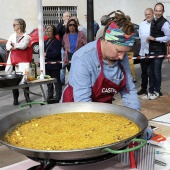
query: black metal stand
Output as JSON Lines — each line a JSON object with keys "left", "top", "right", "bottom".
{"left": 28, "top": 161, "right": 56, "bottom": 170}
{"left": 27, "top": 153, "right": 116, "bottom": 170}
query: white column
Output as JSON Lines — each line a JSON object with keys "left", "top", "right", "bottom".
{"left": 37, "top": 0, "right": 47, "bottom": 101}
{"left": 37, "top": 0, "right": 45, "bottom": 75}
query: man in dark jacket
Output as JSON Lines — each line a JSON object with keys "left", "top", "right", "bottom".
{"left": 56, "top": 11, "right": 71, "bottom": 86}
{"left": 56, "top": 11, "right": 71, "bottom": 42}
{"left": 142, "top": 3, "right": 170, "bottom": 100}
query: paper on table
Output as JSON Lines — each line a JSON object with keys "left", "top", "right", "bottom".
{"left": 159, "top": 137, "right": 170, "bottom": 150}
{"left": 151, "top": 113, "right": 170, "bottom": 125}
{"left": 149, "top": 137, "right": 170, "bottom": 150}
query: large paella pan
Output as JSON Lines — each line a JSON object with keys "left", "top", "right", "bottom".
{"left": 0, "top": 102, "right": 148, "bottom": 161}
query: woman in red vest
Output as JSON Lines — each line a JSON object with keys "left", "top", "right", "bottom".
{"left": 61, "top": 10, "right": 140, "bottom": 111}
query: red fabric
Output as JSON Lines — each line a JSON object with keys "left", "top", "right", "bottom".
{"left": 62, "top": 39, "right": 126, "bottom": 103}
{"left": 91, "top": 40, "right": 126, "bottom": 103}
{"left": 129, "top": 142, "right": 136, "bottom": 169}
{"left": 62, "top": 85, "right": 74, "bottom": 102}
{"left": 10, "top": 47, "right": 33, "bottom": 65}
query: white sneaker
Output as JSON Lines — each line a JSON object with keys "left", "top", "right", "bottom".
{"left": 141, "top": 92, "right": 159, "bottom": 100}
{"left": 141, "top": 93, "right": 152, "bottom": 100}
{"left": 149, "top": 91, "right": 159, "bottom": 100}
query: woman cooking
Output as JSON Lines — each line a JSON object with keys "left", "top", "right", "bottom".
{"left": 61, "top": 10, "right": 140, "bottom": 111}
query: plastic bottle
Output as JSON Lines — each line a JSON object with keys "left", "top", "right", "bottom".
{"left": 40, "top": 70, "right": 44, "bottom": 80}
{"left": 23, "top": 69, "right": 28, "bottom": 84}
{"left": 30, "top": 59, "right": 37, "bottom": 79}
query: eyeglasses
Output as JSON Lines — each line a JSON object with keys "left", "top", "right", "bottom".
{"left": 68, "top": 24, "right": 76, "bottom": 27}
{"left": 46, "top": 31, "right": 52, "bottom": 33}
{"left": 13, "top": 24, "right": 20, "bottom": 27}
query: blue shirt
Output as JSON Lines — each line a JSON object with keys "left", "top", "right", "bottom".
{"left": 63, "top": 40, "right": 140, "bottom": 111}
{"left": 69, "top": 34, "right": 78, "bottom": 53}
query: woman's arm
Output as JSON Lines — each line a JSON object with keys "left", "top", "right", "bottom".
{"left": 120, "top": 54, "right": 141, "bottom": 110}
{"left": 81, "top": 32, "right": 87, "bottom": 46}
{"left": 76, "top": 32, "right": 87, "bottom": 51}
{"left": 69, "top": 56, "right": 92, "bottom": 102}
{"left": 14, "top": 34, "right": 30, "bottom": 50}
{"left": 6, "top": 34, "right": 14, "bottom": 51}
{"left": 62, "top": 34, "right": 70, "bottom": 61}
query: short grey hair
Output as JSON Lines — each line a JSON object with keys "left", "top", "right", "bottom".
{"left": 63, "top": 11, "right": 71, "bottom": 17}
{"left": 100, "top": 15, "right": 110, "bottom": 26}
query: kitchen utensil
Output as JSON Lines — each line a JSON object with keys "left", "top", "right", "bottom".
{"left": 0, "top": 72, "right": 23, "bottom": 88}
{"left": 0, "top": 102, "right": 148, "bottom": 161}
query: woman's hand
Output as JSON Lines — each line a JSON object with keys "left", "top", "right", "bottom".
{"left": 11, "top": 47, "right": 16, "bottom": 50}
{"left": 63, "top": 19, "right": 68, "bottom": 26}
{"left": 11, "top": 42, "right": 15, "bottom": 47}
{"left": 10, "top": 42, "right": 16, "bottom": 50}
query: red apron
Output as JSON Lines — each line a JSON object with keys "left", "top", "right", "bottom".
{"left": 62, "top": 39, "right": 127, "bottom": 103}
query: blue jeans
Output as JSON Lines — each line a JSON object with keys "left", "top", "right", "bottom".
{"left": 60, "top": 48, "right": 65, "bottom": 84}
{"left": 147, "top": 58, "right": 164, "bottom": 93}
{"left": 60, "top": 67, "right": 66, "bottom": 84}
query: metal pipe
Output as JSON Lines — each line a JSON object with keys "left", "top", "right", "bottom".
{"left": 87, "top": 0, "right": 94, "bottom": 42}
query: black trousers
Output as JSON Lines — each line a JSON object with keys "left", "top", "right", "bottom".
{"left": 12, "top": 87, "right": 30, "bottom": 101}
{"left": 46, "top": 69, "right": 62, "bottom": 101}
{"left": 12, "top": 66, "right": 30, "bottom": 102}
{"left": 140, "top": 59, "right": 149, "bottom": 90}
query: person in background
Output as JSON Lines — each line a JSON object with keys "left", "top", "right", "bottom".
{"left": 5, "top": 18, "right": 31, "bottom": 105}
{"left": 84, "top": 14, "right": 100, "bottom": 39}
{"left": 62, "top": 18, "right": 87, "bottom": 71}
{"left": 70, "top": 16, "right": 87, "bottom": 37}
{"left": 94, "top": 20, "right": 100, "bottom": 38}
{"left": 56, "top": 11, "right": 71, "bottom": 86}
{"left": 167, "top": 42, "right": 170, "bottom": 62}
{"left": 56, "top": 11, "right": 71, "bottom": 42}
{"left": 44, "top": 25, "right": 62, "bottom": 103}
{"left": 137, "top": 8, "right": 154, "bottom": 95}
{"left": 61, "top": 10, "right": 140, "bottom": 111}
{"left": 142, "top": 3, "right": 170, "bottom": 100}
{"left": 125, "top": 15, "right": 137, "bottom": 83}
{"left": 127, "top": 51, "right": 137, "bottom": 82}
{"left": 96, "top": 15, "right": 110, "bottom": 39}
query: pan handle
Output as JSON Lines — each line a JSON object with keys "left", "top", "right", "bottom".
{"left": 103, "top": 138, "right": 147, "bottom": 154}
{"left": 19, "top": 101, "right": 47, "bottom": 110}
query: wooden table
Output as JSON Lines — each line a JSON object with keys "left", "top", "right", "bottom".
{"left": 0, "top": 78, "right": 57, "bottom": 102}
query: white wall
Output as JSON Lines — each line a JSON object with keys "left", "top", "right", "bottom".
{"left": 0, "top": 1, "right": 38, "bottom": 39}
{"left": 2, "top": 0, "right": 170, "bottom": 39}
{"left": 93, "top": 0, "right": 156, "bottom": 25}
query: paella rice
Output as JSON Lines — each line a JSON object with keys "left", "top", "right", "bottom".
{"left": 5, "top": 112, "right": 140, "bottom": 150}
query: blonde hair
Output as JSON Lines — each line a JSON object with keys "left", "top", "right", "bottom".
{"left": 14, "top": 18, "right": 26, "bottom": 33}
